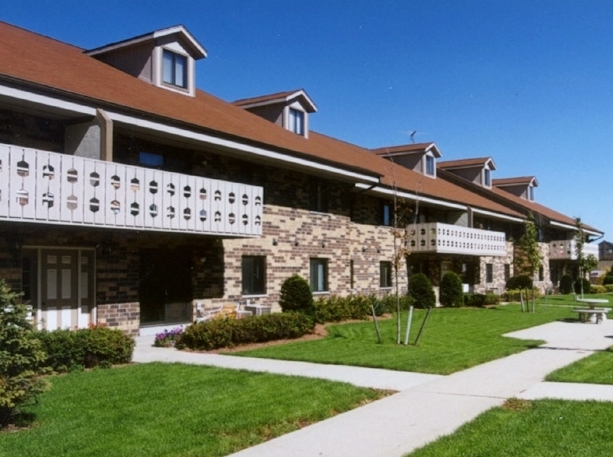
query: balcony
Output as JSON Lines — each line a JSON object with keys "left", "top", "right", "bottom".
{"left": 549, "top": 240, "right": 599, "bottom": 260}
{"left": 0, "top": 143, "right": 263, "bottom": 237}
{"left": 406, "top": 222, "right": 507, "bottom": 256}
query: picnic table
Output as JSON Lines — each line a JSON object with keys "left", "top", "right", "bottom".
{"left": 574, "top": 298, "right": 610, "bottom": 324}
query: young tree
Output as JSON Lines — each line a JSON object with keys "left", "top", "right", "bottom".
{"left": 516, "top": 212, "right": 542, "bottom": 311}
{"left": 574, "top": 217, "right": 596, "bottom": 298}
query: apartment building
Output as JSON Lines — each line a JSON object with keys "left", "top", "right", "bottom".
{"left": 0, "top": 22, "right": 602, "bottom": 335}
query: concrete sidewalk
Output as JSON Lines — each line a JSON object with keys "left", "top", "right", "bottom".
{"left": 133, "top": 320, "right": 613, "bottom": 457}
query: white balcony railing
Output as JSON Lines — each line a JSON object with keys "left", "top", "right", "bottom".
{"left": 406, "top": 222, "right": 507, "bottom": 256}
{"left": 0, "top": 143, "right": 263, "bottom": 237}
{"left": 549, "top": 240, "right": 599, "bottom": 260}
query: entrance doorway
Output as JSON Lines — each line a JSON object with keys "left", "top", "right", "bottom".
{"left": 139, "top": 249, "right": 193, "bottom": 325}
{"left": 23, "top": 248, "right": 95, "bottom": 330}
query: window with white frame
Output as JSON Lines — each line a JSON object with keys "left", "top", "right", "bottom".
{"left": 310, "top": 258, "right": 329, "bottom": 292}
{"left": 162, "top": 49, "right": 188, "bottom": 88}
{"left": 484, "top": 168, "right": 491, "bottom": 187}
{"left": 425, "top": 155, "right": 435, "bottom": 176}
{"left": 528, "top": 185, "right": 535, "bottom": 201}
{"left": 242, "top": 256, "right": 266, "bottom": 295}
{"left": 288, "top": 108, "right": 305, "bottom": 135}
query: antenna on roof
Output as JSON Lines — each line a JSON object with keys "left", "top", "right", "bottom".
{"left": 410, "top": 130, "right": 417, "bottom": 144}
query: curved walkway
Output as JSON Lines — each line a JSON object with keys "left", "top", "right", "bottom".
{"left": 133, "top": 320, "right": 613, "bottom": 457}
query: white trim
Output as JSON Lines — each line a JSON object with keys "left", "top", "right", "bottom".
{"left": 471, "top": 208, "right": 524, "bottom": 223}
{"left": 107, "top": 111, "right": 379, "bottom": 183}
{"left": 87, "top": 25, "right": 207, "bottom": 59}
{"left": 550, "top": 220, "right": 602, "bottom": 237}
{"left": 355, "top": 183, "right": 467, "bottom": 210}
{"left": 0, "top": 84, "right": 96, "bottom": 116}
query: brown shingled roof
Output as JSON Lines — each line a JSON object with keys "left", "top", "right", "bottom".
{"left": 438, "top": 157, "right": 496, "bottom": 170}
{"left": 0, "top": 21, "right": 569, "bottom": 225}
{"left": 493, "top": 176, "right": 539, "bottom": 187}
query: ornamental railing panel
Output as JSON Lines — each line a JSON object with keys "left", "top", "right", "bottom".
{"left": 549, "top": 240, "right": 599, "bottom": 260}
{"left": 406, "top": 222, "right": 507, "bottom": 256}
{"left": 0, "top": 143, "right": 263, "bottom": 237}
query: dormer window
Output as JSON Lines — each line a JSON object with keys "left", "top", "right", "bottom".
{"left": 233, "top": 90, "right": 316, "bottom": 137}
{"left": 528, "top": 185, "right": 535, "bottom": 201}
{"left": 425, "top": 155, "right": 435, "bottom": 176}
{"left": 371, "top": 143, "right": 442, "bottom": 179}
{"left": 86, "top": 25, "right": 206, "bottom": 97}
{"left": 162, "top": 49, "right": 187, "bottom": 88}
{"left": 484, "top": 168, "right": 491, "bottom": 187}
{"left": 289, "top": 108, "right": 305, "bottom": 135}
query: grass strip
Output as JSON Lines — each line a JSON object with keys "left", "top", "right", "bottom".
{"left": 407, "top": 399, "right": 613, "bottom": 457}
{"left": 547, "top": 348, "right": 613, "bottom": 384}
{"left": 234, "top": 304, "right": 575, "bottom": 374}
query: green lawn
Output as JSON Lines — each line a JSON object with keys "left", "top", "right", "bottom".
{"left": 407, "top": 399, "right": 613, "bottom": 457}
{"left": 547, "top": 349, "right": 613, "bottom": 384}
{"left": 1, "top": 363, "right": 386, "bottom": 457}
{"left": 233, "top": 304, "right": 575, "bottom": 374}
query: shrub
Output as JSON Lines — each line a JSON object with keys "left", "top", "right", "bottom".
{"left": 36, "top": 326, "right": 134, "bottom": 372}
{"left": 591, "top": 285, "right": 606, "bottom": 294}
{"left": 506, "top": 275, "right": 533, "bottom": 290}
{"left": 484, "top": 293, "right": 501, "bottom": 306}
{"left": 0, "top": 280, "right": 49, "bottom": 426}
{"left": 464, "top": 293, "right": 486, "bottom": 307}
{"left": 377, "top": 293, "right": 414, "bottom": 314}
{"left": 605, "top": 284, "right": 613, "bottom": 293}
{"left": 574, "top": 278, "right": 591, "bottom": 295}
{"left": 440, "top": 272, "right": 464, "bottom": 307}
{"left": 312, "top": 293, "right": 411, "bottom": 323}
{"left": 559, "top": 275, "right": 573, "bottom": 294}
{"left": 176, "top": 313, "right": 314, "bottom": 351}
{"left": 603, "top": 275, "right": 613, "bottom": 286}
{"left": 279, "top": 275, "right": 314, "bottom": 317}
{"left": 408, "top": 273, "right": 436, "bottom": 309}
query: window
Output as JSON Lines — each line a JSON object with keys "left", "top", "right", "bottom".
{"left": 382, "top": 202, "right": 394, "bottom": 226}
{"left": 380, "top": 261, "right": 392, "bottom": 288}
{"left": 350, "top": 260, "right": 355, "bottom": 290}
{"left": 241, "top": 256, "right": 266, "bottom": 295}
{"left": 425, "top": 155, "right": 435, "bottom": 176}
{"left": 309, "top": 181, "right": 330, "bottom": 213}
{"left": 289, "top": 108, "right": 305, "bottom": 135}
{"left": 486, "top": 263, "right": 493, "bottom": 283}
{"left": 528, "top": 186, "right": 535, "bottom": 201}
{"left": 484, "top": 168, "right": 491, "bottom": 187}
{"left": 538, "top": 265, "right": 544, "bottom": 281}
{"left": 504, "top": 264, "right": 511, "bottom": 282}
{"left": 310, "top": 258, "right": 329, "bottom": 292}
{"left": 162, "top": 49, "right": 187, "bottom": 88}
{"left": 139, "top": 152, "right": 164, "bottom": 168}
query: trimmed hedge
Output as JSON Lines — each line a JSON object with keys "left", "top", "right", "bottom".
{"left": 559, "top": 275, "right": 573, "bottom": 294}
{"left": 464, "top": 293, "right": 500, "bottom": 307}
{"left": 313, "top": 293, "right": 413, "bottom": 323}
{"left": 36, "top": 326, "right": 135, "bottom": 372}
{"left": 574, "top": 278, "right": 591, "bottom": 295}
{"left": 440, "top": 272, "right": 464, "bottom": 307}
{"left": 408, "top": 273, "right": 436, "bottom": 309}
{"left": 176, "top": 312, "right": 315, "bottom": 351}
{"left": 279, "top": 275, "right": 314, "bottom": 317}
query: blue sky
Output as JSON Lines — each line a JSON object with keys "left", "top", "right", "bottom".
{"left": 3, "top": 1, "right": 612, "bottom": 239}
